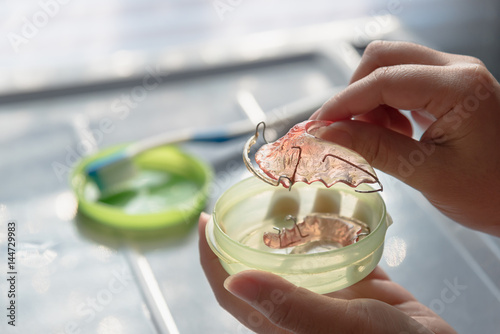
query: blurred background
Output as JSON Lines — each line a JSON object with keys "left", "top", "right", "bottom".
{"left": 1, "top": 0, "right": 500, "bottom": 333}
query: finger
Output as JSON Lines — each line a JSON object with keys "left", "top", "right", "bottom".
{"left": 316, "top": 65, "right": 479, "bottom": 121}
{"left": 395, "top": 301, "right": 459, "bottom": 334}
{"left": 310, "top": 41, "right": 484, "bottom": 121}
{"left": 224, "top": 270, "right": 356, "bottom": 334}
{"left": 199, "top": 213, "right": 229, "bottom": 290}
{"left": 198, "top": 213, "right": 283, "bottom": 333}
{"left": 224, "top": 270, "right": 431, "bottom": 334}
{"left": 326, "top": 266, "right": 415, "bottom": 304}
{"left": 351, "top": 40, "right": 483, "bottom": 85}
{"left": 364, "top": 266, "right": 391, "bottom": 281}
{"left": 350, "top": 40, "right": 452, "bottom": 84}
{"left": 353, "top": 105, "right": 413, "bottom": 137}
{"left": 328, "top": 275, "right": 417, "bottom": 306}
{"left": 313, "top": 120, "right": 443, "bottom": 191}
{"left": 315, "top": 64, "right": 467, "bottom": 122}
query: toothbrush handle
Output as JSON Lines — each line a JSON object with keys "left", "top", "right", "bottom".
{"left": 191, "top": 120, "right": 251, "bottom": 143}
{"left": 191, "top": 130, "right": 245, "bottom": 143}
{"left": 128, "top": 120, "right": 252, "bottom": 156}
{"left": 128, "top": 90, "right": 333, "bottom": 157}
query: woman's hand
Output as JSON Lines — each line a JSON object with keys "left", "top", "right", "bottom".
{"left": 311, "top": 41, "right": 500, "bottom": 236}
{"left": 199, "top": 213, "right": 456, "bottom": 334}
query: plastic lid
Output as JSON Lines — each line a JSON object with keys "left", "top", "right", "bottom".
{"left": 71, "top": 144, "right": 211, "bottom": 230}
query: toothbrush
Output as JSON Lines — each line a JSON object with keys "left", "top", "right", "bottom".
{"left": 86, "top": 120, "right": 253, "bottom": 194}
{"left": 85, "top": 90, "right": 335, "bottom": 195}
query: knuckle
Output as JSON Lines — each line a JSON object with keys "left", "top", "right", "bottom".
{"left": 461, "top": 55, "right": 486, "bottom": 67}
{"left": 363, "top": 40, "right": 416, "bottom": 64}
{"left": 472, "top": 64, "right": 494, "bottom": 85}
{"left": 459, "top": 63, "right": 489, "bottom": 82}
{"left": 362, "top": 40, "right": 389, "bottom": 65}
{"left": 456, "top": 63, "right": 497, "bottom": 95}
{"left": 370, "top": 65, "right": 396, "bottom": 85}
{"left": 363, "top": 40, "right": 387, "bottom": 57}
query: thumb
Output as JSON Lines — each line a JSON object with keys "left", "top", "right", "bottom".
{"left": 224, "top": 270, "right": 357, "bottom": 334}
{"left": 224, "top": 270, "right": 434, "bottom": 334}
{"left": 313, "top": 120, "right": 442, "bottom": 191}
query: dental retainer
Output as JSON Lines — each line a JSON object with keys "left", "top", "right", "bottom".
{"left": 206, "top": 120, "right": 391, "bottom": 293}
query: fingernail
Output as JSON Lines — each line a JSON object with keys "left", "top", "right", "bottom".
{"left": 224, "top": 274, "right": 259, "bottom": 303}
{"left": 314, "top": 121, "right": 353, "bottom": 149}
{"left": 199, "top": 212, "right": 210, "bottom": 221}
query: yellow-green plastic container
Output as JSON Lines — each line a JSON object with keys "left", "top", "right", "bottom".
{"left": 206, "top": 176, "right": 392, "bottom": 294}
{"left": 72, "top": 145, "right": 211, "bottom": 230}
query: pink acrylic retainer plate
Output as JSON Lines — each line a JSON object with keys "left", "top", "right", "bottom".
{"left": 243, "top": 120, "right": 382, "bottom": 193}
{"left": 263, "top": 213, "right": 370, "bottom": 252}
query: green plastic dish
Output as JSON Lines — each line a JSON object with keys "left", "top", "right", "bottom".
{"left": 206, "top": 176, "right": 392, "bottom": 294}
{"left": 71, "top": 145, "right": 211, "bottom": 230}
